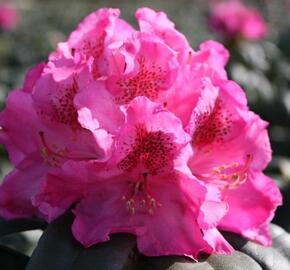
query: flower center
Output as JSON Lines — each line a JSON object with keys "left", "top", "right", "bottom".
{"left": 39, "top": 131, "right": 96, "bottom": 166}
{"left": 114, "top": 57, "right": 167, "bottom": 104}
{"left": 192, "top": 99, "right": 233, "bottom": 148}
{"left": 122, "top": 173, "right": 162, "bottom": 215}
{"left": 118, "top": 125, "right": 175, "bottom": 175}
{"left": 39, "top": 131, "right": 68, "bottom": 167}
{"left": 198, "top": 154, "right": 252, "bottom": 189}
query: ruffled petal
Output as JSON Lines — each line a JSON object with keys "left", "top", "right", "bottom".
{"left": 0, "top": 90, "right": 41, "bottom": 165}
{"left": 72, "top": 173, "right": 214, "bottom": 259}
{"left": 0, "top": 153, "right": 48, "bottom": 219}
{"left": 218, "top": 173, "right": 282, "bottom": 245}
{"left": 135, "top": 7, "right": 191, "bottom": 64}
{"left": 33, "top": 161, "right": 92, "bottom": 222}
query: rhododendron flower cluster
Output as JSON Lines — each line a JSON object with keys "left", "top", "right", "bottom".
{"left": 0, "top": 8, "right": 281, "bottom": 259}
{"left": 0, "top": 3, "right": 19, "bottom": 31}
{"left": 208, "top": 0, "right": 267, "bottom": 40}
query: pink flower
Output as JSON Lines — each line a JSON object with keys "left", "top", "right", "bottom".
{"left": 0, "top": 3, "right": 19, "bottom": 31}
{"left": 187, "top": 76, "right": 282, "bottom": 245}
{"left": 209, "top": 1, "right": 267, "bottom": 40}
{"left": 165, "top": 40, "right": 230, "bottom": 125}
{"left": 0, "top": 7, "right": 282, "bottom": 259}
{"left": 51, "top": 8, "right": 134, "bottom": 80}
{"left": 0, "top": 61, "right": 112, "bottom": 219}
{"left": 135, "top": 7, "right": 191, "bottom": 64}
{"left": 35, "top": 97, "right": 232, "bottom": 258}
{"left": 106, "top": 32, "right": 179, "bottom": 105}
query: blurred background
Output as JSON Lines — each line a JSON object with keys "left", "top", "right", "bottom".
{"left": 0, "top": 0, "right": 290, "bottom": 255}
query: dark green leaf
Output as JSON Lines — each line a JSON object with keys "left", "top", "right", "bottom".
{"left": 26, "top": 212, "right": 137, "bottom": 270}
{"left": 26, "top": 212, "right": 82, "bottom": 270}
{"left": 139, "top": 256, "right": 214, "bottom": 270}
{"left": 207, "top": 251, "right": 263, "bottom": 270}
{"left": 70, "top": 234, "right": 137, "bottom": 270}
{"left": 0, "top": 217, "right": 46, "bottom": 237}
{"left": 271, "top": 224, "right": 290, "bottom": 261}
{"left": 223, "top": 231, "right": 290, "bottom": 270}
{"left": 0, "top": 244, "right": 29, "bottom": 270}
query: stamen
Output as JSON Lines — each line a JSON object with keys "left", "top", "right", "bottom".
{"left": 122, "top": 173, "right": 161, "bottom": 216}
{"left": 210, "top": 154, "right": 253, "bottom": 189}
{"left": 39, "top": 131, "right": 97, "bottom": 163}
{"left": 39, "top": 132, "right": 66, "bottom": 158}
{"left": 187, "top": 51, "right": 193, "bottom": 65}
{"left": 39, "top": 131, "right": 64, "bottom": 167}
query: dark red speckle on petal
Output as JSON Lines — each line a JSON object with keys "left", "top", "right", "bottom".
{"left": 114, "top": 57, "right": 167, "bottom": 104}
{"left": 192, "top": 99, "right": 233, "bottom": 148}
{"left": 119, "top": 125, "right": 175, "bottom": 175}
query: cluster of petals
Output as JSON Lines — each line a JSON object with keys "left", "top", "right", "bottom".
{"left": 208, "top": 0, "right": 267, "bottom": 40}
{"left": 0, "top": 7, "right": 281, "bottom": 259}
{"left": 0, "top": 3, "right": 19, "bottom": 31}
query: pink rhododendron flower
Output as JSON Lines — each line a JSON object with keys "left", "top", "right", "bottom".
{"left": 0, "top": 62, "right": 111, "bottom": 219}
{"left": 186, "top": 76, "right": 282, "bottom": 245}
{"left": 208, "top": 0, "right": 267, "bottom": 40}
{"left": 0, "top": 3, "right": 19, "bottom": 31}
{"left": 35, "top": 97, "right": 232, "bottom": 258}
{"left": 0, "top": 7, "right": 281, "bottom": 259}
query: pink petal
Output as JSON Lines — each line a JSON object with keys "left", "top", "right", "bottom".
{"left": 33, "top": 161, "right": 95, "bottom": 222}
{"left": 32, "top": 69, "right": 111, "bottom": 161}
{"left": 0, "top": 154, "right": 48, "bottom": 219}
{"left": 202, "top": 228, "right": 233, "bottom": 255}
{"left": 106, "top": 34, "right": 179, "bottom": 105}
{"left": 209, "top": 1, "right": 267, "bottom": 40}
{"left": 191, "top": 40, "right": 229, "bottom": 79}
{"left": 75, "top": 80, "right": 124, "bottom": 135}
{"left": 72, "top": 173, "right": 213, "bottom": 259}
{"left": 135, "top": 8, "right": 191, "bottom": 64}
{"left": 219, "top": 173, "right": 282, "bottom": 245}
{"left": 23, "top": 62, "right": 46, "bottom": 93}
{"left": 0, "top": 90, "right": 41, "bottom": 165}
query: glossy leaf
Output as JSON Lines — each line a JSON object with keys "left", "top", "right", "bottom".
{"left": 0, "top": 244, "right": 29, "bottom": 270}
{"left": 26, "top": 212, "right": 137, "bottom": 270}
{"left": 0, "top": 217, "right": 46, "bottom": 237}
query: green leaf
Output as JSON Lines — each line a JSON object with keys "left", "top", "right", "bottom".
{"left": 26, "top": 212, "right": 137, "bottom": 270}
{"left": 139, "top": 255, "right": 214, "bottom": 270}
{"left": 222, "top": 231, "right": 290, "bottom": 270}
{"left": 0, "top": 244, "right": 29, "bottom": 270}
{"left": 207, "top": 251, "right": 263, "bottom": 270}
{"left": 0, "top": 217, "right": 47, "bottom": 237}
{"left": 271, "top": 224, "right": 290, "bottom": 262}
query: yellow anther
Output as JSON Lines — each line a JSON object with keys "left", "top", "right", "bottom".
{"left": 231, "top": 173, "right": 239, "bottom": 180}
{"left": 213, "top": 168, "right": 221, "bottom": 174}
{"left": 122, "top": 174, "right": 162, "bottom": 216}
{"left": 231, "top": 162, "right": 239, "bottom": 168}
{"left": 41, "top": 147, "right": 48, "bottom": 157}
{"left": 140, "top": 199, "right": 146, "bottom": 208}
{"left": 150, "top": 198, "right": 156, "bottom": 207}
{"left": 219, "top": 174, "right": 228, "bottom": 180}
{"left": 187, "top": 51, "right": 193, "bottom": 65}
